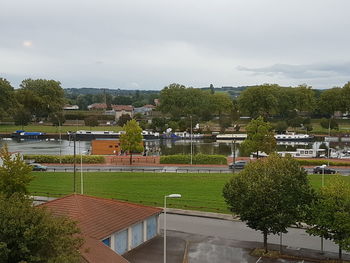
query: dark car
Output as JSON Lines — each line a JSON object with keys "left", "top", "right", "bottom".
{"left": 29, "top": 163, "right": 48, "bottom": 171}
{"left": 312, "top": 165, "right": 336, "bottom": 174}
{"left": 229, "top": 160, "right": 248, "bottom": 169}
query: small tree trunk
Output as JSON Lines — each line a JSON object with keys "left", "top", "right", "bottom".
{"left": 129, "top": 152, "right": 132, "bottom": 165}
{"left": 263, "top": 231, "right": 268, "bottom": 253}
{"left": 339, "top": 245, "right": 342, "bottom": 260}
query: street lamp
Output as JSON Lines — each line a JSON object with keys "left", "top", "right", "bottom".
{"left": 321, "top": 164, "right": 326, "bottom": 254}
{"left": 80, "top": 150, "right": 88, "bottom": 194}
{"left": 164, "top": 194, "right": 182, "bottom": 263}
{"left": 190, "top": 116, "right": 193, "bottom": 165}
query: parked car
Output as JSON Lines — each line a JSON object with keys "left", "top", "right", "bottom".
{"left": 29, "top": 163, "right": 48, "bottom": 171}
{"left": 229, "top": 160, "right": 248, "bottom": 169}
{"left": 312, "top": 165, "right": 336, "bottom": 174}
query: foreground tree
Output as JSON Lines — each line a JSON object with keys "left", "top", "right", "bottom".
{"left": 0, "top": 145, "right": 33, "bottom": 198}
{"left": 306, "top": 176, "right": 350, "bottom": 260}
{"left": 120, "top": 119, "right": 144, "bottom": 164}
{"left": 223, "top": 154, "right": 314, "bottom": 253}
{"left": 240, "top": 116, "right": 276, "bottom": 158}
{"left": 0, "top": 194, "right": 83, "bottom": 262}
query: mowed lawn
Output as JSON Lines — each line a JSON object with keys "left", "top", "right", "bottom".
{"left": 29, "top": 172, "right": 350, "bottom": 213}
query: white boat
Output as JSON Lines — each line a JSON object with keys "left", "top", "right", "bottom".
{"left": 216, "top": 134, "right": 248, "bottom": 140}
{"left": 274, "top": 133, "right": 314, "bottom": 141}
{"left": 69, "top": 130, "right": 159, "bottom": 140}
{"left": 277, "top": 148, "right": 325, "bottom": 158}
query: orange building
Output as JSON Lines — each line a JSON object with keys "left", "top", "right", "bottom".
{"left": 91, "top": 140, "right": 121, "bottom": 155}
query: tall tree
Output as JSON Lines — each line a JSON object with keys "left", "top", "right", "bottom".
{"left": 223, "top": 154, "right": 314, "bottom": 253}
{"left": 306, "top": 176, "right": 350, "bottom": 260}
{"left": 17, "top": 79, "right": 65, "bottom": 118}
{"left": 240, "top": 116, "right": 276, "bottom": 158}
{"left": 238, "top": 84, "right": 280, "bottom": 118}
{"left": 120, "top": 119, "right": 144, "bottom": 165}
{"left": 318, "top": 87, "right": 344, "bottom": 117}
{"left": 0, "top": 194, "right": 83, "bottom": 263}
{"left": 0, "top": 78, "right": 17, "bottom": 121}
{"left": 0, "top": 145, "right": 33, "bottom": 198}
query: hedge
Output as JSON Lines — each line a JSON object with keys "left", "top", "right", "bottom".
{"left": 23, "top": 155, "right": 105, "bottom": 164}
{"left": 296, "top": 159, "right": 350, "bottom": 167}
{"left": 160, "top": 154, "right": 227, "bottom": 165}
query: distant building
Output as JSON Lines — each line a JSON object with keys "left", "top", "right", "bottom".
{"left": 154, "top": 99, "right": 160, "bottom": 106}
{"left": 112, "top": 105, "right": 134, "bottom": 120}
{"left": 63, "top": 105, "right": 79, "bottom": 110}
{"left": 41, "top": 194, "right": 162, "bottom": 263}
{"left": 88, "top": 103, "right": 108, "bottom": 111}
{"left": 134, "top": 104, "right": 156, "bottom": 116}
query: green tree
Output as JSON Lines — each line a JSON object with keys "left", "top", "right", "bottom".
{"left": 0, "top": 194, "right": 83, "bottom": 263}
{"left": 120, "top": 119, "right": 144, "bottom": 165}
{"left": 0, "top": 145, "right": 33, "bottom": 198}
{"left": 240, "top": 116, "right": 276, "bottom": 158}
{"left": 306, "top": 176, "right": 350, "bottom": 260}
{"left": 84, "top": 116, "right": 99, "bottom": 127}
{"left": 223, "top": 154, "right": 314, "bottom": 253}
{"left": 274, "top": 121, "right": 288, "bottom": 134}
{"left": 118, "top": 113, "right": 132, "bottom": 126}
{"left": 17, "top": 79, "right": 65, "bottom": 119}
{"left": 238, "top": 84, "right": 280, "bottom": 118}
{"left": 318, "top": 87, "right": 344, "bottom": 117}
{"left": 13, "top": 106, "right": 32, "bottom": 126}
{"left": 320, "top": 118, "right": 338, "bottom": 130}
{"left": 293, "top": 84, "right": 316, "bottom": 114}
{"left": 0, "top": 78, "right": 17, "bottom": 121}
{"left": 49, "top": 111, "right": 66, "bottom": 126}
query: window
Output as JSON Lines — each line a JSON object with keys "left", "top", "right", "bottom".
{"left": 115, "top": 229, "right": 128, "bottom": 254}
{"left": 102, "top": 237, "right": 111, "bottom": 247}
{"left": 131, "top": 223, "right": 143, "bottom": 248}
{"left": 146, "top": 216, "right": 157, "bottom": 240}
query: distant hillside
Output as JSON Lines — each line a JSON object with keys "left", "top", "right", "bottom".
{"left": 64, "top": 88, "right": 159, "bottom": 96}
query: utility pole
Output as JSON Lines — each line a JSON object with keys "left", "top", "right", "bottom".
{"left": 190, "top": 116, "right": 193, "bottom": 165}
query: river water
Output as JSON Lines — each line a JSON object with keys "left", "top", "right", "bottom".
{"left": 1, "top": 138, "right": 349, "bottom": 157}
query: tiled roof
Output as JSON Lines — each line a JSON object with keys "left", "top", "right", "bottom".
{"left": 143, "top": 104, "right": 156, "bottom": 109}
{"left": 41, "top": 194, "right": 161, "bottom": 239}
{"left": 81, "top": 235, "right": 129, "bottom": 263}
{"left": 112, "top": 105, "right": 133, "bottom": 111}
{"left": 88, "top": 103, "right": 107, "bottom": 109}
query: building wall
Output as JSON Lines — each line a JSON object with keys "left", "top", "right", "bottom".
{"left": 101, "top": 214, "right": 160, "bottom": 255}
{"left": 91, "top": 140, "right": 121, "bottom": 155}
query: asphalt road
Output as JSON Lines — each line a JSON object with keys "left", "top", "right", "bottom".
{"left": 159, "top": 214, "right": 349, "bottom": 255}
{"left": 43, "top": 165, "right": 350, "bottom": 175}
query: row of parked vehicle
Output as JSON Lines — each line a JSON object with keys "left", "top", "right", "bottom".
{"left": 229, "top": 161, "right": 337, "bottom": 174}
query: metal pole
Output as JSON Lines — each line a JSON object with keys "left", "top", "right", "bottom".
{"left": 190, "top": 116, "right": 193, "bottom": 165}
{"left": 73, "top": 133, "right": 76, "bottom": 193}
{"left": 58, "top": 117, "right": 62, "bottom": 164}
{"left": 164, "top": 196, "right": 167, "bottom": 263}
{"left": 233, "top": 138, "right": 236, "bottom": 173}
{"left": 80, "top": 149, "right": 83, "bottom": 194}
{"left": 321, "top": 167, "right": 324, "bottom": 254}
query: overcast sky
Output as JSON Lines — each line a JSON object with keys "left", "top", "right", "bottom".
{"left": 1, "top": 0, "right": 350, "bottom": 90}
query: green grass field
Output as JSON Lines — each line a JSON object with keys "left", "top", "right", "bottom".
{"left": 29, "top": 172, "right": 350, "bottom": 213}
{"left": 0, "top": 124, "right": 122, "bottom": 133}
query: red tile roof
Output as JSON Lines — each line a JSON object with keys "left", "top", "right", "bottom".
{"left": 112, "top": 105, "right": 133, "bottom": 111}
{"left": 88, "top": 103, "right": 107, "bottom": 109}
{"left": 41, "top": 194, "right": 161, "bottom": 263}
{"left": 81, "top": 235, "right": 129, "bottom": 263}
{"left": 41, "top": 194, "right": 161, "bottom": 239}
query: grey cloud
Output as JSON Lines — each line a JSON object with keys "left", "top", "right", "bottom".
{"left": 237, "top": 62, "right": 350, "bottom": 80}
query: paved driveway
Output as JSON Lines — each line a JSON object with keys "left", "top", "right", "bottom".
{"left": 124, "top": 230, "right": 343, "bottom": 263}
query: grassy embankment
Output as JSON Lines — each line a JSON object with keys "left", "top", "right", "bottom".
{"left": 29, "top": 172, "right": 350, "bottom": 213}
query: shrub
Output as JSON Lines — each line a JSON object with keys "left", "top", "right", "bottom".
{"left": 23, "top": 155, "right": 105, "bottom": 164}
{"left": 320, "top": 118, "right": 338, "bottom": 130}
{"left": 160, "top": 154, "right": 227, "bottom": 165}
{"left": 84, "top": 116, "right": 99, "bottom": 127}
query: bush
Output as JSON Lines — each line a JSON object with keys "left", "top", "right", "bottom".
{"left": 84, "top": 116, "right": 99, "bottom": 127}
{"left": 320, "top": 118, "right": 338, "bottom": 130}
{"left": 160, "top": 154, "right": 227, "bottom": 165}
{"left": 23, "top": 155, "right": 105, "bottom": 164}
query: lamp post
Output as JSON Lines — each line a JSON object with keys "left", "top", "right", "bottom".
{"left": 80, "top": 150, "right": 88, "bottom": 194}
{"left": 321, "top": 164, "right": 326, "bottom": 254}
{"left": 164, "top": 194, "right": 182, "bottom": 263}
{"left": 190, "top": 116, "right": 193, "bottom": 165}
